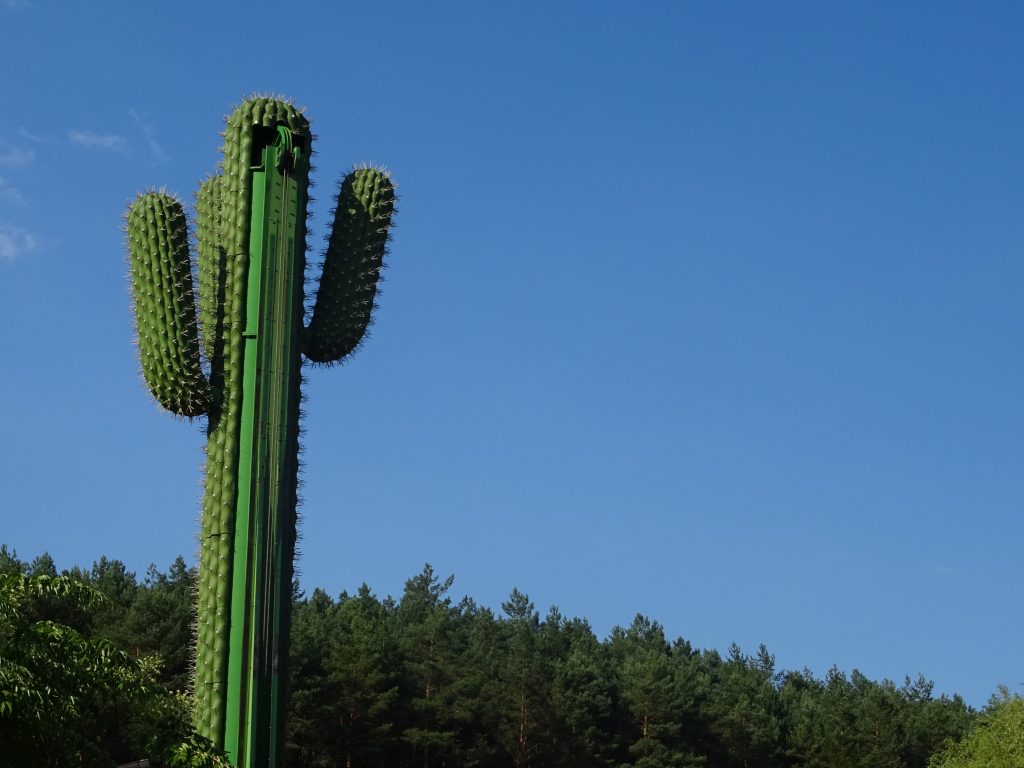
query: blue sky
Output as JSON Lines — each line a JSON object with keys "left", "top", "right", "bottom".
{"left": 1, "top": 2, "right": 1021, "bottom": 707}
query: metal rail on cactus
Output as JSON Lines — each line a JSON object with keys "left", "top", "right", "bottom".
{"left": 125, "top": 96, "right": 396, "bottom": 767}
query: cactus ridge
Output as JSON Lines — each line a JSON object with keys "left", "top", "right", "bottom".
{"left": 125, "top": 95, "right": 395, "bottom": 766}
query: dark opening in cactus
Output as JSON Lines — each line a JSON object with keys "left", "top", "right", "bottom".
{"left": 125, "top": 97, "right": 395, "bottom": 767}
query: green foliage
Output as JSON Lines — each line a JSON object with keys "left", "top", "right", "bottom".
{"left": 929, "top": 691, "right": 1024, "bottom": 768}
{"left": 0, "top": 570, "right": 229, "bottom": 768}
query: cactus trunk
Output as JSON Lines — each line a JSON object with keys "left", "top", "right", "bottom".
{"left": 125, "top": 97, "right": 395, "bottom": 767}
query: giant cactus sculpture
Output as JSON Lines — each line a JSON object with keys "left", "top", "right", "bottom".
{"left": 125, "top": 97, "right": 395, "bottom": 766}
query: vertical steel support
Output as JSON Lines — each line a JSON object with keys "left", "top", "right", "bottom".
{"left": 224, "top": 126, "right": 306, "bottom": 767}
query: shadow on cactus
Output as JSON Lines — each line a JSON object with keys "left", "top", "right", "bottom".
{"left": 125, "top": 96, "right": 395, "bottom": 767}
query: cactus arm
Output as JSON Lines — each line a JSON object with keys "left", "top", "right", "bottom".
{"left": 303, "top": 168, "right": 395, "bottom": 363}
{"left": 195, "top": 176, "right": 225, "bottom": 364}
{"left": 126, "top": 192, "right": 209, "bottom": 416}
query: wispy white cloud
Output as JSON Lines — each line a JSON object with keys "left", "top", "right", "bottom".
{"left": 0, "top": 221, "right": 37, "bottom": 262}
{"left": 68, "top": 129, "right": 126, "bottom": 151}
{"left": 17, "top": 126, "right": 45, "bottom": 143}
{"left": 5, "top": 0, "right": 31, "bottom": 10}
{"left": 129, "top": 108, "right": 167, "bottom": 163}
{"left": 0, "top": 147, "right": 34, "bottom": 167}
{"left": 0, "top": 177, "right": 24, "bottom": 204}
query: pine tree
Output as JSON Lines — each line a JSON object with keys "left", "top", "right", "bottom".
{"left": 328, "top": 585, "right": 401, "bottom": 767}
{"left": 612, "top": 616, "right": 703, "bottom": 768}
{"left": 449, "top": 599, "right": 507, "bottom": 767}
{"left": 398, "top": 565, "right": 460, "bottom": 768}
{"left": 121, "top": 558, "right": 195, "bottom": 690}
{"left": 778, "top": 668, "right": 828, "bottom": 767}
{"left": 0, "top": 545, "right": 25, "bottom": 576}
{"left": 550, "top": 617, "right": 616, "bottom": 767}
{"left": 703, "top": 643, "right": 784, "bottom": 767}
{"left": 498, "top": 589, "right": 554, "bottom": 768}
{"left": 88, "top": 556, "right": 140, "bottom": 650}
{"left": 287, "top": 588, "right": 340, "bottom": 768}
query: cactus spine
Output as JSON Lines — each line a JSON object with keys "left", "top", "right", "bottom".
{"left": 126, "top": 97, "right": 395, "bottom": 766}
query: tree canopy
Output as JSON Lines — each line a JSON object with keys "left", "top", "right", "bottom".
{"left": 0, "top": 546, "right": 1011, "bottom": 768}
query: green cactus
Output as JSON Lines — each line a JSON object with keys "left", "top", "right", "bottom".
{"left": 125, "top": 96, "right": 395, "bottom": 767}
